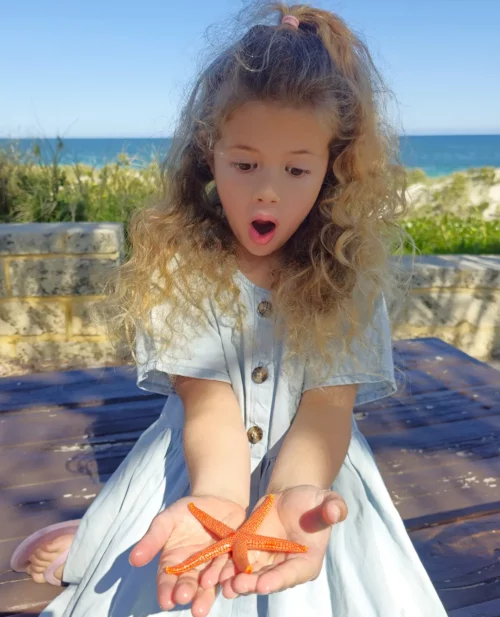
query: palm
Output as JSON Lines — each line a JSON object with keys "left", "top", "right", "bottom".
{"left": 130, "top": 495, "right": 246, "bottom": 615}
{"left": 267, "top": 487, "right": 332, "bottom": 554}
{"left": 217, "top": 486, "right": 346, "bottom": 598}
{"left": 158, "top": 496, "right": 243, "bottom": 566}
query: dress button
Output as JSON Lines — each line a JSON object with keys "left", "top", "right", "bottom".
{"left": 247, "top": 425, "right": 263, "bottom": 444}
{"left": 257, "top": 300, "right": 273, "bottom": 318}
{"left": 252, "top": 366, "right": 269, "bottom": 383}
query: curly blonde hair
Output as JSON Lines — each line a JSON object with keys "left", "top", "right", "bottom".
{"left": 100, "top": 1, "right": 415, "bottom": 378}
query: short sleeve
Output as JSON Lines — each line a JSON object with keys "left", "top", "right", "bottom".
{"left": 135, "top": 298, "right": 231, "bottom": 396}
{"left": 302, "top": 293, "right": 397, "bottom": 407}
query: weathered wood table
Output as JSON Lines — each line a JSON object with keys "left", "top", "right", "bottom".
{"left": 1, "top": 337, "right": 499, "bottom": 616}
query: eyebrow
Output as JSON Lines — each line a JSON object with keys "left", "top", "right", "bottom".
{"left": 227, "top": 144, "right": 316, "bottom": 156}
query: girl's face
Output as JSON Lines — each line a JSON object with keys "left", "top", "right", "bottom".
{"left": 212, "top": 101, "right": 331, "bottom": 262}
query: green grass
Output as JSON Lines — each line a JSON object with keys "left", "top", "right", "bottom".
{"left": 401, "top": 214, "right": 500, "bottom": 254}
{"left": 1, "top": 139, "right": 499, "bottom": 254}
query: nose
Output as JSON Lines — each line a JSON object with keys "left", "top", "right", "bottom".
{"left": 253, "top": 170, "right": 280, "bottom": 203}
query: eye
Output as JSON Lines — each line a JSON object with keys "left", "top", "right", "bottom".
{"left": 287, "top": 167, "right": 310, "bottom": 177}
{"left": 232, "top": 162, "right": 310, "bottom": 177}
{"left": 232, "top": 162, "right": 255, "bottom": 172}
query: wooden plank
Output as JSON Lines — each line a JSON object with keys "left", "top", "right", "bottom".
{"left": 2, "top": 613, "right": 50, "bottom": 617}
{"left": 395, "top": 362, "right": 500, "bottom": 397}
{"left": 381, "top": 456, "right": 500, "bottom": 528}
{"left": 366, "top": 414, "right": 500, "bottom": 528}
{"left": 448, "top": 598, "right": 500, "bottom": 616}
{"left": 0, "top": 367, "right": 140, "bottom": 413}
{"left": 355, "top": 384, "right": 500, "bottom": 436}
{"left": 0, "top": 397, "right": 164, "bottom": 448}
{"left": 0, "top": 440, "right": 132, "bottom": 489}
{"left": 411, "top": 511, "right": 500, "bottom": 611}
{"left": 0, "top": 573, "right": 62, "bottom": 615}
{"left": 0, "top": 365, "right": 134, "bottom": 393}
{"left": 2, "top": 614, "right": 50, "bottom": 617}
{"left": 390, "top": 337, "right": 500, "bottom": 397}
{"left": 0, "top": 476, "right": 107, "bottom": 544}
{"left": 0, "top": 380, "right": 160, "bottom": 414}
{"left": 392, "top": 337, "right": 496, "bottom": 369}
{"left": 370, "top": 414, "right": 500, "bottom": 471}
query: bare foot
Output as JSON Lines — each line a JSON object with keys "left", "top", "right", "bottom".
{"left": 26, "top": 533, "right": 74, "bottom": 584}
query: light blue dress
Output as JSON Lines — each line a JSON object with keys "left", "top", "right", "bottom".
{"left": 40, "top": 271, "right": 448, "bottom": 617}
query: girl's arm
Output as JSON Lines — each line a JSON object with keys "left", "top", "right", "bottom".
{"left": 175, "top": 376, "right": 251, "bottom": 508}
{"left": 217, "top": 385, "right": 355, "bottom": 598}
{"left": 266, "top": 384, "right": 358, "bottom": 492}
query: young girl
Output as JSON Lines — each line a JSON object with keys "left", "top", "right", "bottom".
{"left": 11, "top": 3, "right": 448, "bottom": 616}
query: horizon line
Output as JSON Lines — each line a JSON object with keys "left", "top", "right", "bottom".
{"left": 1, "top": 132, "right": 500, "bottom": 140}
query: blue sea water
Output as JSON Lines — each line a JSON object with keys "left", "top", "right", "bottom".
{"left": 1, "top": 134, "right": 499, "bottom": 178}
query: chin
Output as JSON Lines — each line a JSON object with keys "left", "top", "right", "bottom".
{"left": 248, "top": 242, "right": 279, "bottom": 256}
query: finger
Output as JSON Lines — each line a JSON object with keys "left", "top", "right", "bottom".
{"left": 157, "top": 560, "right": 181, "bottom": 610}
{"left": 218, "top": 558, "right": 237, "bottom": 584}
{"left": 158, "top": 560, "right": 199, "bottom": 608}
{"left": 231, "top": 572, "right": 260, "bottom": 595}
{"left": 191, "top": 585, "right": 219, "bottom": 617}
{"left": 173, "top": 576, "right": 200, "bottom": 606}
{"left": 130, "top": 512, "right": 175, "bottom": 567}
{"left": 200, "top": 554, "right": 229, "bottom": 589}
{"left": 157, "top": 577, "right": 176, "bottom": 611}
{"left": 222, "top": 578, "right": 240, "bottom": 600}
{"left": 172, "top": 580, "right": 199, "bottom": 604}
{"left": 255, "top": 557, "right": 315, "bottom": 594}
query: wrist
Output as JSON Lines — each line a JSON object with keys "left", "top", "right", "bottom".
{"left": 190, "top": 483, "right": 250, "bottom": 509}
{"left": 266, "top": 480, "right": 330, "bottom": 494}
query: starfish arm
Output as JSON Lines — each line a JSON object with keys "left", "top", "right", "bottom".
{"left": 231, "top": 534, "right": 253, "bottom": 574}
{"left": 164, "top": 537, "right": 233, "bottom": 575}
{"left": 237, "top": 494, "right": 275, "bottom": 534}
{"left": 246, "top": 533, "right": 308, "bottom": 553}
{"left": 187, "top": 502, "right": 235, "bottom": 538}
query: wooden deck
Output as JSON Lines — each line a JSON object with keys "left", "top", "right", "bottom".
{"left": 1, "top": 336, "right": 499, "bottom": 616}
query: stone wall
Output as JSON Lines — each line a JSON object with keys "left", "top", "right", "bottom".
{"left": 0, "top": 223, "right": 129, "bottom": 376}
{"left": 392, "top": 254, "right": 500, "bottom": 362}
{"left": 0, "top": 223, "right": 499, "bottom": 376}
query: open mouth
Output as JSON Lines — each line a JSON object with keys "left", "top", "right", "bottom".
{"left": 252, "top": 220, "right": 276, "bottom": 235}
{"left": 249, "top": 218, "right": 278, "bottom": 245}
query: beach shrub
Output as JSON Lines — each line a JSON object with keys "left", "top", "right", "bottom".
{"left": 0, "top": 140, "right": 161, "bottom": 224}
{"left": 431, "top": 172, "right": 469, "bottom": 210}
{"left": 405, "top": 168, "right": 427, "bottom": 186}
{"left": 468, "top": 166, "right": 496, "bottom": 185}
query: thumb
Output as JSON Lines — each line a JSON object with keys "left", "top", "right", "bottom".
{"left": 129, "top": 511, "right": 175, "bottom": 567}
{"left": 301, "top": 491, "right": 347, "bottom": 533}
{"left": 322, "top": 492, "right": 348, "bottom": 526}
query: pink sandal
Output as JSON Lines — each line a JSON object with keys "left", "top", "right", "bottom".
{"left": 10, "top": 519, "right": 81, "bottom": 586}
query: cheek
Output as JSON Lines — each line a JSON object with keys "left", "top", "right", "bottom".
{"left": 215, "top": 174, "right": 245, "bottom": 219}
{"left": 216, "top": 173, "right": 236, "bottom": 200}
{"left": 289, "top": 182, "right": 321, "bottom": 216}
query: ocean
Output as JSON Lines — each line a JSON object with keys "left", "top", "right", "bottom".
{"left": 1, "top": 134, "right": 499, "bottom": 178}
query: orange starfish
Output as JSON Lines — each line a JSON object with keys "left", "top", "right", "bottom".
{"left": 164, "top": 494, "right": 307, "bottom": 575}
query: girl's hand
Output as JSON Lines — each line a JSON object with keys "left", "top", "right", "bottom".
{"left": 129, "top": 495, "right": 247, "bottom": 616}
{"left": 213, "top": 485, "right": 347, "bottom": 598}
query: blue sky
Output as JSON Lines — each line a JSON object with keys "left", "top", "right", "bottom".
{"left": 1, "top": 0, "right": 499, "bottom": 138}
